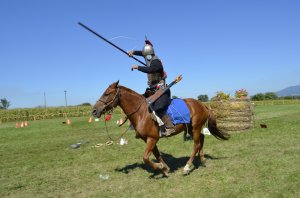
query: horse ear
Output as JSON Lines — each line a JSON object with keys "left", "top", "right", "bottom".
{"left": 115, "top": 80, "right": 119, "bottom": 87}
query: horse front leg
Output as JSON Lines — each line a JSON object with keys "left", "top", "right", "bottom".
{"left": 143, "top": 137, "right": 165, "bottom": 175}
{"left": 152, "top": 145, "right": 170, "bottom": 176}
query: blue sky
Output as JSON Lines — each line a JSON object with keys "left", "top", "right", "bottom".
{"left": 1, "top": 0, "right": 299, "bottom": 108}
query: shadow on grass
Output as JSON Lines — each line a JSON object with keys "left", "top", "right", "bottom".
{"left": 115, "top": 152, "right": 224, "bottom": 178}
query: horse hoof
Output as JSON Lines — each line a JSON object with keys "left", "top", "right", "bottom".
{"left": 161, "top": 163, "right": 169, "bottom": 177}
{"left": 162, "top": 170, "right": 169, "bottom": 177}
{"left": 183, "top": 164, "right": 192, "bottom": 175}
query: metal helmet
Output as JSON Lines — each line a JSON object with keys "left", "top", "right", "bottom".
{"left": 142, "top": 39, "right": 155, "bottom": 56}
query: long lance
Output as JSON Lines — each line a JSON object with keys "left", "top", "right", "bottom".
{"left": 78, "top": 22, "right": 146, "bottom": 66}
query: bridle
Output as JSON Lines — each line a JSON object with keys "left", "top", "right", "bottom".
{"left": 97, "top": 86, "right": 120, "bottom": 114}
{"left": 97, "top": 85, "right": 145, "bottom": 141}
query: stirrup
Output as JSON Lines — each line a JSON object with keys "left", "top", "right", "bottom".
{"left": 159, "top": 126, "right": 168, "bottom": 137}
{"left": 159, "top": 127, "right": 175, "bottom": 137}
{"left": 160, "top": 131, "right": 170, "bottom": 137}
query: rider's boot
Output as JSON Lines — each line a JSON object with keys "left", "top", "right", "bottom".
{"left": 160, "top": 114, "right": 176, "bottom": 137}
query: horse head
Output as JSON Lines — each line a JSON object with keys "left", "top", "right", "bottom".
{"left": 92, "top": 80, "right": 120, "bottom": 118}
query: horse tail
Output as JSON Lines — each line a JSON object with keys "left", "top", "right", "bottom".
{"left": 207, "top": 107, "right": 230, "bottom": 140}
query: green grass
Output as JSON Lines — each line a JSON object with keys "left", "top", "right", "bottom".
{"left": 0, "top": 105, "right": 300, "bottom": 197}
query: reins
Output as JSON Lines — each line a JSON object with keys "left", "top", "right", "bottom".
{"left": 104, "top": 116, "right": 131, "bottom": 142}
{"left": 103, "top": 87, "right": 144, "bottom": 142}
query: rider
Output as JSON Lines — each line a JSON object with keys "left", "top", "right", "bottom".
{"left": 128, "top": 39, "right": 176, "bottom": 136}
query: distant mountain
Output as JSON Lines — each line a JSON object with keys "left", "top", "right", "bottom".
{"left": 277, "top": 85, "right": 300, "bottom": 97}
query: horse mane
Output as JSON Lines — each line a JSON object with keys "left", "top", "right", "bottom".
{"left": 119, "top": 85, "right": 145, "bottom": 100}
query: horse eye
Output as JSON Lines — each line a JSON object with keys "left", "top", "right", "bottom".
{"left": 105, "top": 91, "right": 113, "bottom": 96}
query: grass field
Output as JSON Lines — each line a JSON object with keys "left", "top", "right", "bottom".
{"left": 1, "top": 104, "right": 299, "bottom": 197}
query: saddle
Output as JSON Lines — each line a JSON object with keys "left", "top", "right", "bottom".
{"left": 149, "top": 98, "right": 191, "bottom": 126}
{"left": 166, "top": 99, "right": 191, "bottom": 125}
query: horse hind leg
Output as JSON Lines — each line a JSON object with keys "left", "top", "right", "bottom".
{"left": 183, "top": 129, "right": 201, "bottom": 175}
{"left": 183, "top": 129, "right": 193, "bottom": 141}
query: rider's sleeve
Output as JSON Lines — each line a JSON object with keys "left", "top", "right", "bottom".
{"left": 133, "top": 50, "right": 143, "bottom": 56}
{"left": 138, "top": 59, "right": 162, "bottom": 73}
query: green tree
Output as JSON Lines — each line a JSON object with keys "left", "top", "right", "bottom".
{"left": 0, "top": 98, "right": 10, "bottom": 109}
{"left": 78, "top": 102, "right": 92, "bottom": 106}
{"left": 251, "top": 93, "right": 265, "bottom": 101}
{"left": 197, "top": 95, "right": 209, "bottom": 102}
{"left": 265, "top": 92, "right": 278, "bottom": 100}
{"left": 172, "top": 96, "right": 179, "bottom": 99}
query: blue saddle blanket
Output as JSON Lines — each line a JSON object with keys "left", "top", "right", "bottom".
{"left": 166, "top": 99, "right": 191, "bottom": 125}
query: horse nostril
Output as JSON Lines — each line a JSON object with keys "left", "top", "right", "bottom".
{"left": 92, "top": 109, "right": 98, "bottom": 116}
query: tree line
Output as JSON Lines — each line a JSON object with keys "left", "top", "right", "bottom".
{"left": 2, "top": 92, "right": 299, "bottom": 110}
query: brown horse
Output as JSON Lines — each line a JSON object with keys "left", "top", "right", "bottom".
{"left": 92, "top": 81, "right": 230, "bottom": 176}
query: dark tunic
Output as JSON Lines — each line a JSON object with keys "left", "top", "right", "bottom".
{"left": 133, "top": 51, "right": 171, "bottom": 117}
